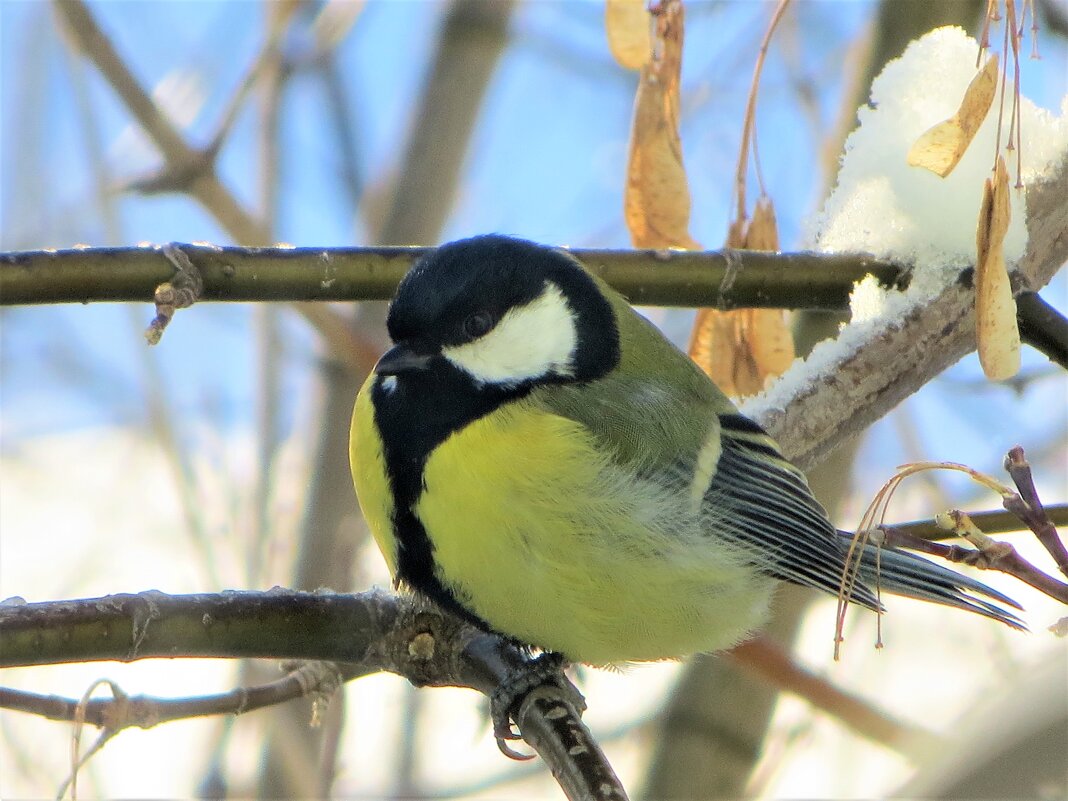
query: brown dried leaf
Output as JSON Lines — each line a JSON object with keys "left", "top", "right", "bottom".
{"left": 606, "top": 0, "right": 651, "bottom": 70}
{"left": 689, "top": 198, "right": 794, "bottom": 397}
{"left": 975, "top": 156, "right": 1020, "bottom": 380}
{"left": 745, "top": 307, "right": 794, "bottom": 379}
{"left": 908, "top": 54, "right": 999, "bottom": 178}
{"left": 623, "top": 0, "right": 698, "bottom": 250}
{"left": 690, "top": 309, "right": 742, "bottom": 391}
{"left": 745, "top": 195, "right": 779, "bottom": 251}
{"left": 689, "top": 308, "right": 795, "bottom": 398}
{"left": 724, "top": 216, "right": 748, "bottom": 249}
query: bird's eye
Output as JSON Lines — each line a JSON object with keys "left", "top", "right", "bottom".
{"left": 462, "top": 311, "right": 494, "bottom": 340}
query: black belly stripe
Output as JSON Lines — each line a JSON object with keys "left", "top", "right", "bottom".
{"left": 370, "top": 363, "right": 528, "bottom": 629}
{"left": 388, "top": 507, "right": 489, "bottom": 627}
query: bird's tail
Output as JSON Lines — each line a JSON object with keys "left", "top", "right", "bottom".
{"left": 837, "top": 532, "right": 1026, "bottom": 630}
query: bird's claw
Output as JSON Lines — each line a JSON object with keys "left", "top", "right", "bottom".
{"left": 489, "top": 652, "right": 582, "bottom": 760}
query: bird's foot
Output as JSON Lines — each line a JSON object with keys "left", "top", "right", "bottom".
{"left": 490, "top": 651, "right": 585, "bottom": 759}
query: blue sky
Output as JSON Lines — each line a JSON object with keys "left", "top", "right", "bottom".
{"left": 1, "top": 0, "right": 1064, "bottom": 471}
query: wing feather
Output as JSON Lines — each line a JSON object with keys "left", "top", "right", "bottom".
{"left": 532, "top": 289, "right": 1022, "bottom": 625}
{"left": 710, "top": 414, "right": 1023, "bottom": 625}
{"left": 705, "top": 415, "right": 881, "bottom": 608}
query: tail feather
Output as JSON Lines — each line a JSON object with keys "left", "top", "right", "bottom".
{"left": 839, "top": 533, "right": 1027, "bottom": 631}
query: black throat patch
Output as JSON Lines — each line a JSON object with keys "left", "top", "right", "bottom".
{"left": 371, "top": 235, "right": 622, "bottom": 630}
{"left": 371, "top": 362, "right": 528, "bottom": 628}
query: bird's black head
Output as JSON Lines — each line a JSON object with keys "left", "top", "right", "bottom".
{"left": 378, "top": 235, "right": 620, "bottom": 388}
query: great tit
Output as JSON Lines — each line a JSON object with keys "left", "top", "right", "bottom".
{"left": 350, "top": 235, "right": 1021, "bottom": 665}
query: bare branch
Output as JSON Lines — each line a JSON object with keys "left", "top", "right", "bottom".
{"left": 893, "top": 504, "right": 1068, "bottom": 541}
{"left": 376, "top": 0, "right": 519, "bottom": 246}
{"left": 52, "top": 0, "right": 268, "bottom": 244}
{"left": 882, "top": 517, "right": 1068, "bottom": 604}
{"left": 1015, "top": 291, "right": 1068, "bottom": 369}
{"left": 0, "top": 590, "right": 627, "bottom": 801}
{"left": 3, "top": 244, "right": 1062, "bottom": 372}
{"left": 1005, "top": 447, "right": 1068, "bottom": 576}
{"left": 0, "top": 662, "right": 363, "bottom": 728}
{"left": 51, "top": 0, "right": 380, "bottom": 368}
{"left": 0, "top": 244, "right": 911, "bottom": 308}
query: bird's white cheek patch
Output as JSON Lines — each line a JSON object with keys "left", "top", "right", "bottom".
{"left": 443, "top": 283, "right": 578, "bottom": 385}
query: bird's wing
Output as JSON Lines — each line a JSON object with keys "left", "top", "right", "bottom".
{"left": 701, "top": 412, "right": 882, "bottom": 607}
{"left": 529, "top": 291, "right": 877, "bottom": 604}
{"left": 530, "top": 291, "right": 1021, "bottom": 623}
{"left": 704, "top": 411, "right": 1024, "bottom": 625}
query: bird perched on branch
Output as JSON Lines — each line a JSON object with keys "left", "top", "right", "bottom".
{"left": 349, "top": 234, "right": 1021, "bottom": 668}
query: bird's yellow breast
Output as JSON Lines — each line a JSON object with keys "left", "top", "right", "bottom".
{"left": 350, "top": 374, "right": 398, "bottom": 575}
{"left": 414, "top": 400, "right": 771, "bottom": 664}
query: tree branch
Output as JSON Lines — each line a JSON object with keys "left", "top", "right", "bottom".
{"left": 4, "top": 492, "right": 1062, "bottom": 788}
{"left": 746, "top": 156, "right": 1068, "bottom": 471}
{"left": 0, "top": 662, "right": 367, "bottom": 728}
{"left": 52, "top": 0, "right": 268, "bottom": 244}
{"left": 893, "top": 504, "right": 1068, "bottom": 541}
{"left": 0, "top": 590, "right": 627, "bottom": 801}
{"left": 1016, "top": 291, "right": 1068, "bottom": 370}
{"left": 726, "top": 636, "right": 942, "bottom": 756}
{"left": 4, "top": 243, "right": 1064, "bottom": 365}
{"left": 51, "top": 0, "right": 382, "bottom": 369}
{"left": 0, "top": 245, "right": 915, "bottom": 308}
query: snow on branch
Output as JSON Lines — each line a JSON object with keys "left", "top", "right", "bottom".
{"left": 746, "top": 152, "right": 1067, "bottom": 472}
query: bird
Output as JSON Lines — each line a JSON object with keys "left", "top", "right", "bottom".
{"left": 349, "top": 234, "right": 1021, "bottom": 668}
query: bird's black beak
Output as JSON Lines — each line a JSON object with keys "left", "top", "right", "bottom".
{"left": 374, "top": 342, "right": 433, "bottom": 376}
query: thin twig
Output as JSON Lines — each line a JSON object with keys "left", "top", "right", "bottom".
{"left": 0, "top": 663, "right": 363, "bottom": 729}
{"left": 52, "top": 0, "right": 379, "bottom": 367}
{"left": 857, "top": 448, "right": 1067, "bottom": 607}
{"left": 1004, "top": 446, "right": 1068, "bottom": 575}
{"left": 733, "top": 0, "right": 792, "bottom": 219}
{"left": 892, "top": 504, "right": 1068, "bottom": 541}
{"left": 880, "top": 519, "right": 1068, "bottom": 604}
{"left": 205, "top": 18, "right": 290, "bottom": 162}
{"left": 53, "top": 0, "right": 206, "bottom": 183}
{"left": 317, "top": 52, "right": 365, "bottom": 211}
{"left": 247, "top": 6, "right": 288, "bottom": 589}
{"left": 53, "top": 0, "right": 263, "bottom": 240}
{"left": 1015, "top": 291, "right": 1068, "bottom": 369}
